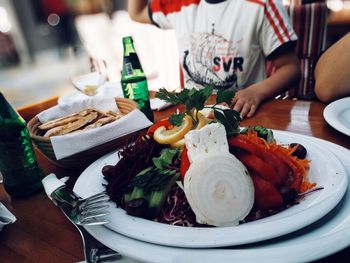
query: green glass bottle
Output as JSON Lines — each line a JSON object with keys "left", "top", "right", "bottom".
{"left": 121, "top": 36, "right": 154, "bottom": 122}
{"left": 0, "top": 93, "right": 44, "bottom": 197}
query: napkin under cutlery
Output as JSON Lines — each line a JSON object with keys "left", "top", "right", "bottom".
{"left": 0, "top": 202, "right": 16, "bottom": 232}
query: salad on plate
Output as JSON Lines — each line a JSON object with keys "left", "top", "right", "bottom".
{"left": 102, "top": 86, "right": 318, "bottom": 227}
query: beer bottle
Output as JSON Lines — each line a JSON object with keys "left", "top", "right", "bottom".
{"left": 0, "top": 92, "right": 44, "bottom": 197}
{"left": 121, "top": 36, "right": 154, "bottom": 122}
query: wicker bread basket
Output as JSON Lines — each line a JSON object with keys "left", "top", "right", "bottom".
{"left": 27, "top": 97, "right": 140, "bottom": 169}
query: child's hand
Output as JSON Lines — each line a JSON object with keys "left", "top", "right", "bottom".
{"left": 232, "top": 86, "right": 264, "bottom": 119}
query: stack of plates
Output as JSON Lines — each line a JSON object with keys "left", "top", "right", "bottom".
{"left": 73, "top": 130, "right": 350, "bottom": 263}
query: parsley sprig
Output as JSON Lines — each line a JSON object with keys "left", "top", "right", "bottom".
{"left": 155, "top": 86, "right": 241, "bottom": 136}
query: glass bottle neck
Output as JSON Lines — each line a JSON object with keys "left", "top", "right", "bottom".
{"left": 0, "top": 93, "right": 19, "bottom": 122}
{"left": 122, "top": 37, "right": 145, "bottom": 78}
{"left": 123, "top": 43, "right": 136, "bottom": 56}
{"left": 122, "top": 37, "right": 136, "bottom": 56}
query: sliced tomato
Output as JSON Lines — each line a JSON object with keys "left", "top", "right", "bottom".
{"left": 180, "top": 147, "right": 190, "bottom": 180}
{"left": 251, "top": 175, "right": 283, "bottom": 210}
{"left": 237, "top": 153, "right": 281, "bottom": 186}
{"left": 147, "top": 119, "right": 172, "bottom": 136}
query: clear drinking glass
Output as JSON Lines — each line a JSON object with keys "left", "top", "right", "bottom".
{"left": 71, "top": 70, "right": 106, "bottom": 96}
{"left": 68, "top": 47, "right": 107, "bottom": 96}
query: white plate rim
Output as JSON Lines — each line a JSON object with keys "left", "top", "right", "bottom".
{"left": 324, "top": 97, "right": 350, "bottom": 136}
{"left": 73, "top": 131, "right": 348, "bottom": 248}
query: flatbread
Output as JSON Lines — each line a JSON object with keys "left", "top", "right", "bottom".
{"left": 40, "top": 108, "right": 124, "bottom": 137}
{"left": 81, "top": 116, "right": 117, "bottom": 131}
{"left": 44, "top": 111, "right": 98, "bottom": 137}
{"left": 39, "top": 109, "right": 94, "bottom": 130}
{"left": 105, "top": 111, "right": 123, "bottom": 118}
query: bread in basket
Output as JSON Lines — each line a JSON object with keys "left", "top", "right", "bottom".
{"left": 27, "top": 97, "right": 141, "bottom": 169}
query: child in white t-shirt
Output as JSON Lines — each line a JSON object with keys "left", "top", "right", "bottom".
{"left": 128, "top": 0, "right": 300, "bottom": 118}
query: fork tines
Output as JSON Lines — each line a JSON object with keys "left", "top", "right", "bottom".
{"left": 75, "top": 192, "right": 111, "bottom": 226}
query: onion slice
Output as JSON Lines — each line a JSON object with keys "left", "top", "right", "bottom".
{"left": 184, "top": 123, "right": 254, "bottom": 227}
{"left": 184, "top": 153, "right": 254, "bottom": 226}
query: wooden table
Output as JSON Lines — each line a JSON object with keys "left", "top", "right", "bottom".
{"left": 1, "top": 98, "right": 350, "bottom": 262}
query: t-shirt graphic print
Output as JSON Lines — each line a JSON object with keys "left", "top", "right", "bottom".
{"left": 182, "top": 29, "right": 244, "bottom": 90}
{"left": 149, "top": 0, "right": 297, "bottom": 91}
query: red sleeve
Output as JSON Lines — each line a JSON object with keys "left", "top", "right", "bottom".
{"left": 150, "top": 0, "right": 200, "bottom": 15}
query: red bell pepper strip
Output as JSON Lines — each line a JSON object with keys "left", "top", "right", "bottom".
{"left": 180, "top": 147, "right": 190, "bottom": 180}
{"left": 237, "top": 153, "right": 282, "bottom": 187}
{"left": 228, "top": 134, "right": 262, "bottom": 157}
{"left": 251, "top": 175, "right": 283, "bottom": 210}
{"left": 272, "top": 151, "right": 304, "bottom": 191}
{"left": 229, "top": 135, "right": 287, "bottom": 186}
{"left": 259, "top": 148, "right": 288, "bottom": 186}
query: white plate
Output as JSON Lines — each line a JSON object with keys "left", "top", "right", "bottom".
{"left": 324, "top": 97, "right": 350, "bottom": 136}
{"left": 74, "top": 131, "right": 348, "bottom": 248}
{"left": 80, "top": 133, "right": 350, "bottom": 263}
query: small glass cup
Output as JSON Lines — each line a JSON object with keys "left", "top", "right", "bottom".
{"left": 71, "top": 71, "right": 106, "bottom": 96}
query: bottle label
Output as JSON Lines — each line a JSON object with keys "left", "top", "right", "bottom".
{"left": 121, "top": 79, "right": 154, "bottom": 121}
{"left": 122, "top": 80, "right": 150, "bottom": 101}
{"left": 0, "top": 127, "right": 36, "bottom": 171}
{"left": 125, "top": 62, "right": 134, "bottom": 76}
{"left": 122, "top": 53, "right": 144, "bottom": 78}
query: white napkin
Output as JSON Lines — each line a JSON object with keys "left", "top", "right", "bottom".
{"left": 42, "top": 173, "right": 67, "bottom": 200}
{"left": 0, "top": 202, "right": 16, "bottom": 232}
{"left": 37, "top": 97, "right": 152, "bottom": 160}
{"left": 150, "top": 98, "right": 172, "bottom": 111}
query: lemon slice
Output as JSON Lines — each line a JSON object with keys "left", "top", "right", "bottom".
{"left": 194, "top": 112, "right": 209, "bottom": 129}
{"left": 170, "top": 138, "right": 186, "bottom": 149}
{"left": 153, "top": 115, "right": 193, "bottom": 144}
{"left": 170, "top": 113, "right": 209, "bottom": 148}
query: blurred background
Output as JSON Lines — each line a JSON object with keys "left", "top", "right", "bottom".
{"left": 0, "top": 0, "right": 349, "bottom": 108}
{"left": 0, "top": 0, "right": 180, "bottom": 108}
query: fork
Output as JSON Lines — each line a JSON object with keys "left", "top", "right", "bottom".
{"left": 58, "top": 194, "right": 122, "bottom": 262}
{"left": 42, "top": 174, "right": 122, "bottom": 262}
{"left": 62, "top": 191, "right": 110, "bottom": 226}
{"left": 77, "top": 224, "right": 122, "bottom": 263}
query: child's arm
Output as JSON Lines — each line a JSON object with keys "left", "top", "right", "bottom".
{"left": 128, "top": 0, "right": 152, "bottom": 24}
{"left": 232, "top": 51, "right": 300, "bottom": 119}
{"left": 315, "top": 33, "right": 350, "bottom": 103}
